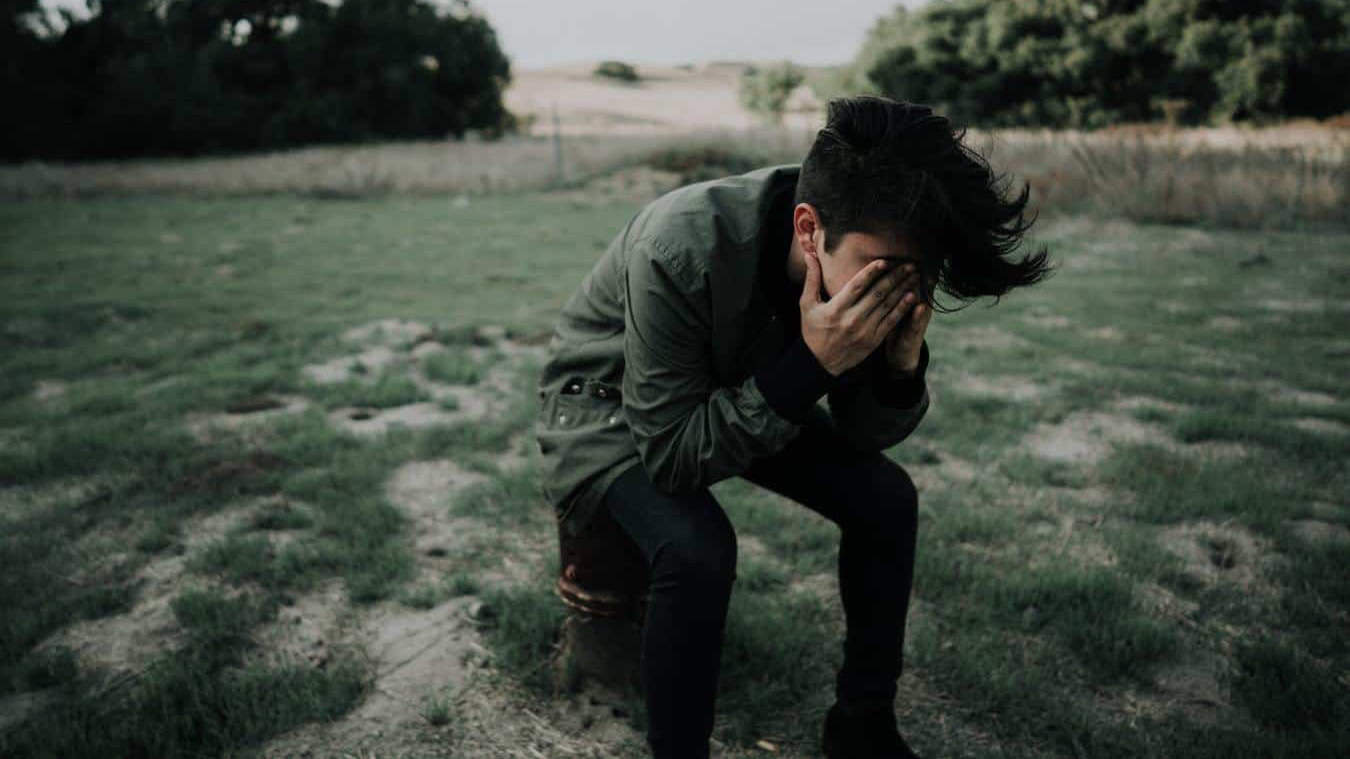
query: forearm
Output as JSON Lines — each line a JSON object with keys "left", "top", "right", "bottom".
{"left": 623, "top": 367, "right": 804, "bottom": 494}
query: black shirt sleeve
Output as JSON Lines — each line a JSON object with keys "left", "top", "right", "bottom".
{"left": 868, "top": 339, "right": 929, "bottom": 409}
{"left": 753, "top": 333, "right": 838, "bottom": 423}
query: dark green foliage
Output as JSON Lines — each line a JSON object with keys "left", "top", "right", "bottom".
{"left": 643, "top": 145, "right": 770, "bottom": 185}
{"left": 593, "top": 60, "right": 639, "bottom": 82}
{"left": 4, "top": 0, "right": 514, "bottom": 160}
{"left": 860, "top": 0, "right": 1350, "bottom": 127}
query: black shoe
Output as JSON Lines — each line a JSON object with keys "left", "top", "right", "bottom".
{"left": 821, "top": 700, "right": 920, "bottom": 759}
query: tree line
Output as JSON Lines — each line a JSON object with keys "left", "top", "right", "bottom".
{"left": 848, "top": 0, "right": 1350, "bottom": 128}
{"left": 3, "top": 0, "right": 513, "bottom": 161}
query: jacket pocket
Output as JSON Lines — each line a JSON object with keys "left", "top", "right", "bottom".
{"left": 551, "top": 377, "right": 623, "bottom": 429}
{"left": 535, "top": 376, "right": 629, "bottom": 517}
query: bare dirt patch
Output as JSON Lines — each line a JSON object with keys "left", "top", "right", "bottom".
{"left": 12, "top": 319, "right": 628, "bottom": 756}
{"left": 787, "top": 571, "right": 838, "bottom": 608}
{"left": 907, "top": 450, "right": 980, "bottom": 493}
{"left": 341, "top": 318, "right": 433, "bottom": 347}
{"left": 1107, "top": 634, "right": 1232, "bottom": 729}
{"left": 1264, "top": 383, "right": 1340, "bottom": 407}
{"left": 31, "top": 379, "right": 67, "bottom": 401}
{"left": 1137, "top": 582, "right": 1201, "bottom": 631}
{"left": 327, "top": 402, "right": 467, "bottom": 437}
{"left": 0, "top": 474, "right": 127, "bottom": 524}
{"left": 258, "top": 457, "right": 505, "bottom": 757}
{"left": 1157, "top": 521, "right": 1280, "bottom": 596}
{"left": 1052, "top": 356, "right": 1108, "bottom": 377}
{"left": 247, "top": 578, "right": 351, "bottom": 672}
{"left": 1112, "top": 395, "right": 1188, "bottom": 415}
{"left": 442, "top": 672, "right": 650, "bottom": 759}
{"left": 947, "top": 326, "right": 1030, "bottom": 352}
{"left": 385, "top": 459, "right": 492, "bottom": 559}
{"left": 261, "top": 432, "right": 633, "bottom": 756}
{"left": 259, "top": 595, "right": 486, "bottom": 759}
{"left": 28, "top": 498, "right": 273, "bottom": 685}
{"left": 1148, "top": 652, "right": 1232, "bottom": 726}
{"left": 1023, "top": 411, "right": 1161, "bottom": 466}
{"left": 1024, "top": 402, "right": 1255, "bottom": 468}
{"left": 950, "top": 372, "right": 1054, "bottom": 402}
{"left": 1258, "top": 297, "right": 1332, "bottom": 313}
{"left": 504, "top": 62, "right": 821, "bottom": 137}
{"left": 1284, "top": 519, "right": 1350, "bottom": 545}
{"left": 1085, "top": 326, "right": 1125, "bottom": 341}
{"left": 1307, "top": 501, "right": 1349, "bottom": 521}
{"left": 294, "top": 320, "right": 549, "bottom": 438}
{"left": 302, "top": 345, "right": 402, "bottom": 385}
{"left": 1291, "top": 416, "right": 1349, "bottom": 436}
{"left": 1021, "top": 309, "right": 1072, "bottom": 329}
{"left": 494, "top": 429, "right": 538, "bottom": 474}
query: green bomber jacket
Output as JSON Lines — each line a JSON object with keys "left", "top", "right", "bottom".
{"left": 534, "top": 164, "right": 931, "bottom": 538}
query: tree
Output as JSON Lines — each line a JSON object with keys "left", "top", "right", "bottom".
{"left": 859, "top": 0, "right": 1350, "bottom": 128}
{"left": 3, "top": 0, "right": 515, "bottom": 160}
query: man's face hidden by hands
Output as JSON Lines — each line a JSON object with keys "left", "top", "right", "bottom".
{"left": 792, "top": 202, "right": 929, "bottom": 308}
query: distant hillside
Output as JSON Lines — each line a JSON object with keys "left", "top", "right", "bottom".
{"left": 504, "top": 61, "right": 831, "bottom": 136}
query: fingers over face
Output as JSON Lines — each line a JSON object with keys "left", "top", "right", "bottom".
{"left": 874, "top": 291, "right": 913, "bottom": 341}
{"left": 836, "top": 259, "right": 895, "bottom": 308}
{"left": 843, "top": 261, "right": 918, "bottom": 310}
{"left": 861, "top": 267, "right": 921, "bottom": 321}
{"left": 859, "top": 270, "right": 910, "bottom": 320}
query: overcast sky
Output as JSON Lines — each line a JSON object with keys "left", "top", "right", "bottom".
{"left": 41, "top": 0, "right": 920, "bottom": 69}
{"left": 465, "top": 0, "right": 918, "bottom": 68}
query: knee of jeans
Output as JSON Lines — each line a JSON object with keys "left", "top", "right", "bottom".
{"left": 853, "top": 462, "right": 919, "bottom": 538}
{"left": 651, "top": 525, "right": 737, "bottom": 588}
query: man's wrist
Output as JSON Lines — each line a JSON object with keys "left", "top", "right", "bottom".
{"left": 870, "top": 339, "right": 929, "bottom": 408}
{"left": 885, "top": 360, "right": 921, "bottom": 379}
{"left": 754, "top": 334, "right": 839, "bottom": 423}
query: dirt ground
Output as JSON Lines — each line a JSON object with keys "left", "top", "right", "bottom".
{"left": 504, "top": 62, "right": 824, "bottom": 137}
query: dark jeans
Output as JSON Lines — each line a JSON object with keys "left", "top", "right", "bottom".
{"left": 600, "top": 415, "right": 920, "bottom": 758}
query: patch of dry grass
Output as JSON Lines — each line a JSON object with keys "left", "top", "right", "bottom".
{"left": 4, "top": 121, "right": 1343, "bottom": 230}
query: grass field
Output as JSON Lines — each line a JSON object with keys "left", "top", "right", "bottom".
{"left": 1, "top": 178, "right": 1348, "bottom": 757}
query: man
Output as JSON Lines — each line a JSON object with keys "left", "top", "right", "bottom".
{"left": 534, "top": 96, "right": 1051, "bottom": 758}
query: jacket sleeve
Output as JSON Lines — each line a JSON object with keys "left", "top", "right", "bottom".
{"left": 826, "top": 339, "right": 931, "bottom": 453}
{"left": 621, "top": 238, "right": 805, "bottom": 494}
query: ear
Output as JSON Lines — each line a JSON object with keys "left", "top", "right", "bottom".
{"left": 793, "top": 203, "right": 825, "bottom": 256}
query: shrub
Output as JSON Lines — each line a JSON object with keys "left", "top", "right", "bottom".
{"left": 594, "top": 60, "right": 640, "bottom": 83}
{"left": 738, "top": 61, "right": 805, "bottom": 123}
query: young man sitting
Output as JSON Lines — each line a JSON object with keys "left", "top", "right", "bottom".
{"left": 535, "top": 95, "right": 1052, "bottom": 758}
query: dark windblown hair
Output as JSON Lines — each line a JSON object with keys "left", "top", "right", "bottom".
{"left": 794, "top": 95, "right": 1053, "bottom": 312}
